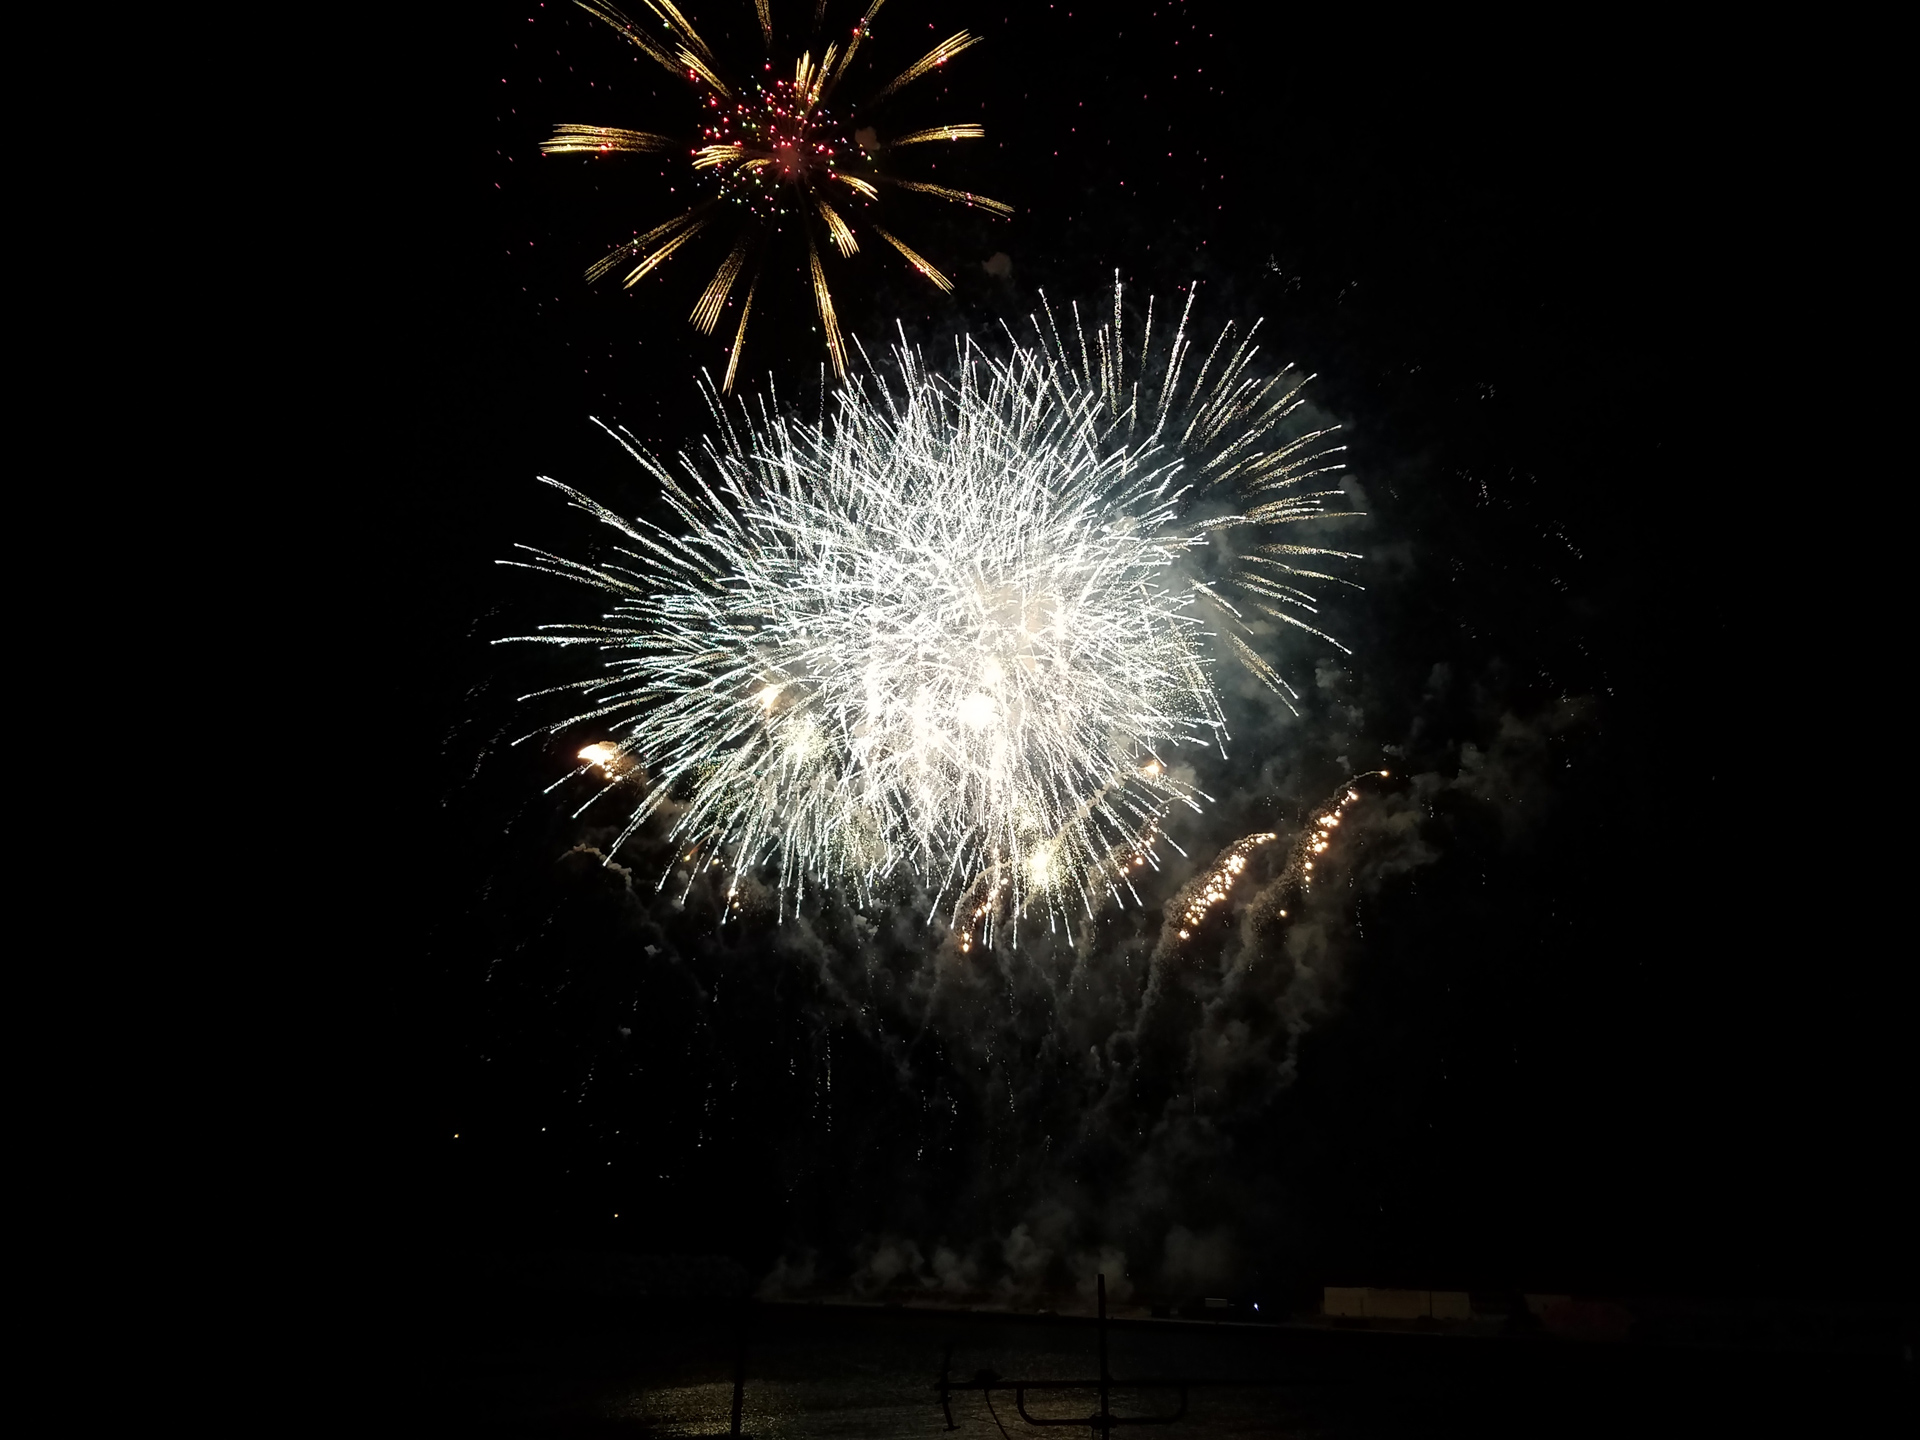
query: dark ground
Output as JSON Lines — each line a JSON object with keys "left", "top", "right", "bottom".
{"left": 404, "top": 1287, "right": 1912, "bottom": 1436}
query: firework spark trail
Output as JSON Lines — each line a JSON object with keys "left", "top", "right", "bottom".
{"left": 501, "top": 281, "right": 1360, "bottom": 946}
{"left": 1172, "top": 771, "right": 1390, "bottom": 943}
{"left": 541, "top": 1, "right": 1007, "bottom": 387}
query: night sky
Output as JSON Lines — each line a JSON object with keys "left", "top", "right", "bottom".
{"left": 347, "top": 2, "right": 1908, "bottom": 1312}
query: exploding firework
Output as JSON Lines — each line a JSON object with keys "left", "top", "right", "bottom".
{"left": 543, "top": 0, "right": 1009, "bottom": 389}
{"left": 501, "top": 281, "right": 1360, "bottom": 945}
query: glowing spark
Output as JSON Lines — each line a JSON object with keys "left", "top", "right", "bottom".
{"left": 692, "top": 143, "right": 749, "bottom": 170}
{"left": 576, "top": 741, "right": 641, "bottom": 782}
{"left": 816, "top": 200, "right": 859, "bottom": 257}
{"left": 879, "top": 124, "right": 987, "bottom": 147}
{"left": 540, "top": 124, "right": 677, "bottom": 155}
{"left": 722, "top": 266, "right": 759, "bottom": 395}
{"left": 868, "top": 30, "right": 982, "bottom": 106}
{"left": 1027, "top": 846, "right": 1056, "bottom": 888}
{"left": 807, "top": 235, "right": 847, "bottom": 377}
{"left": 690, "top": 234, "right": 752, "bottom": 332}
{"left": 583, "top": 206, "right": 707, "bottom": 283}
{"left": 502, "top": 281, "right": 1354, "bottom": 944}
{"left": 677, "top": 45, "right": 733, "bottom": 97}
{"left": 620, "top": 211, "right": 711, "bottom": 286}
{"left": 884, "top": 180, "right": 1015, "bottom": 216}
{"left": 870, "top": 225, "right": 952, "bottom": 293}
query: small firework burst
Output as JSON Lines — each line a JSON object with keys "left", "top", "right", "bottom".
{"left": 543, "top": 1, "right": 1008, "bottom": 389}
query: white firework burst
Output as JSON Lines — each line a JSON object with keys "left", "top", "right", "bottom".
{"left": 500, "top": 280, "right": 1358, "bottom": 945}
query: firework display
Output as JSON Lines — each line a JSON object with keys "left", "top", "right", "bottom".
{"left": 502, "top": 282, "right": 1357, "bottom": 946}
{"left": 544, "top": 0, "right": 1008, "bottom": 389}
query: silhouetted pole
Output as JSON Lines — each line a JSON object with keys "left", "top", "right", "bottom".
{"left": 730, "top": 1292, "right": 749, "bottom": 1437}
{"left": 1097, "top": 1273, "right": 1110, "bottom": 1437}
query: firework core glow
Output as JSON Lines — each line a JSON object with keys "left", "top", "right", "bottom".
{"left": 502, "top": 281, "right": 1360, "bottom": 946}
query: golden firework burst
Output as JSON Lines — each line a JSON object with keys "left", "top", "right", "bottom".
{"left": 543, "top": 0, "right": 1010, "bottom": 389}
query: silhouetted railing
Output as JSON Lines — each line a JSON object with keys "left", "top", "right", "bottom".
{"left": 935, "top": 1274, "right": 1224, "bottom": 1435}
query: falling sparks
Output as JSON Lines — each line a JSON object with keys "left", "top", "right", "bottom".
{"left": 1176, "top": 832, "right": 1277, "bottom": 938}
{"left": 1174, "top": 771, "right": 1392, "bottom": 944}
{"left": 500, "top": 280, "right": 1355, "bottom": 944}
{"left": 541, "top": 0, "right": 1006, "bottom": 387}
{"left": 1285, "top": 771, "right": 1390, "bottom": 894}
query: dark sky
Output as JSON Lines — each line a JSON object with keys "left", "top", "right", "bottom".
{"left": 348, "top": 2, "right": 1908, "bottom": 1307}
